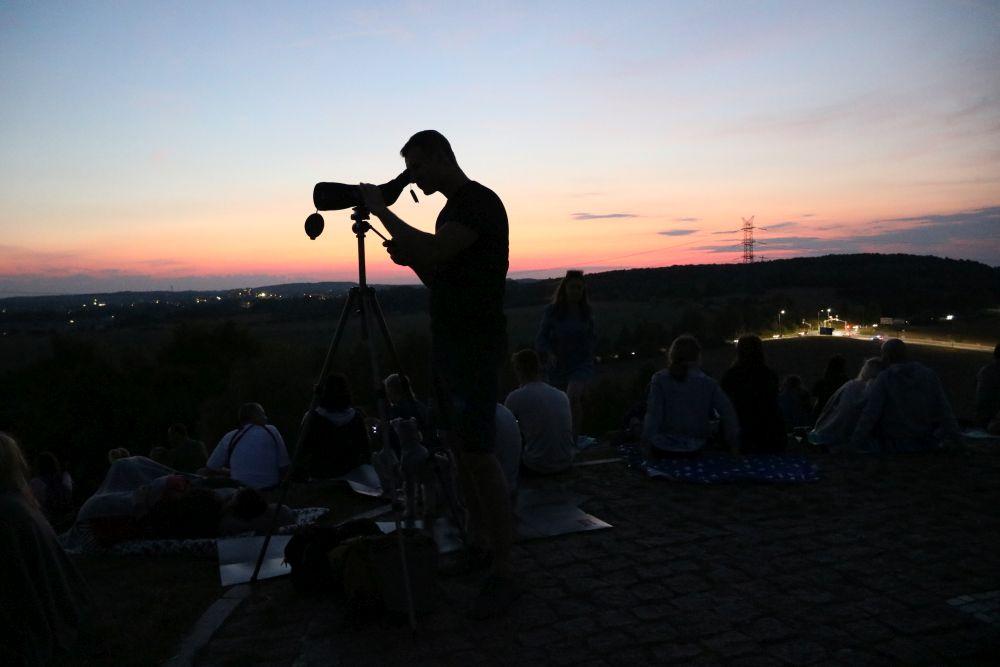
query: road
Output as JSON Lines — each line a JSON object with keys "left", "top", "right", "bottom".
{"left": 771, "top": 331, "right": 993, "bottom": 353}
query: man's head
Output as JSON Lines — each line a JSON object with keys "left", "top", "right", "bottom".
{"left": 238, "top": 402, "right": 267, "bottom": 426}
{"left": 319, "top": 374, "right": 352, "bottom": 412}
{"left": 880, "top": 338, "right": 907, "bottom": 365}
{"left": 994, "top": 342, "right": 1000, "bottom": 360}
{"left": 512, "top": 349, "right": 542, "bottom": 385}
{"left": 400, "top": 130, "right": 460, "bottom": 195}
{"left": 384, "top": 373, "right": 414, "bottom": 405}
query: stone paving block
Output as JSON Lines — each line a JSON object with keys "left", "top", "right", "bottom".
{"left": 743, "top": 617, "right": 797, "bottom": 643}
{"left": 584, "top": 630, "right": 633, "bottom": 652}
{"left": 598, "top": 569, "right": 639, "bottom": 587}
{"left": 627, "top": 619, "right": 681, "bottom": 645}
{"left": 551, "top": 598, "right": 599, "bottom": 617}
{"left": 516, "top": 625, "right": 562, "bottom": 648}
{"left": 632, "top": 603, "right": 673, "bottom": 621}
{"left": 565, "top": 576, "right": 608, "bottom": 594}
{"left": 596, "top": 610, "right": 635, "bottom": 629}
{"left": 604, "top": 647, "right": 650, "bottom": 666}
{"left": 873, "top": 637, "right": 936, "bottom": 664}
{"left": 666, "top": 574, "right": 712, "bottom": 594}
{"left": 700, "top": 630, "right": 759, "bottom": 657}
{"left": 591, "top": 586, "right": 640, "bottom": 608}
{"left": 650, "top": 642, "right": 703, "bottom": 663}
{"left": 767, "top": 638, "right": 828, "bottom": 664}
{"left": 630, "top": 582, "right": 671, "bottom": 602}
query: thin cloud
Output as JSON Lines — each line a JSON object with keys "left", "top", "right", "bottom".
{"left": 571, "top": 212, "right": 639, "bottom": 220}
{"left": 800, "top": 213, "right": 815, "bottom": 218}
{"left": 765, "top": 221, "right": 799, "bottom": 230}
{"left": 694, "top": 206, "right": 1000, "bottom": 265}
{"left": 659, "top": 229, "right": 697, "bottom": 236}
{"left": 674, "top": 217, "right": 700, "bottom": 222}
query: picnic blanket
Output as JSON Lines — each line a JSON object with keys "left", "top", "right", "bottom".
{"left": 619, "top": 443, "right": 820, "bottom": 484}
{"left": 60, "top": 507, "right": 328, "bottom": 557}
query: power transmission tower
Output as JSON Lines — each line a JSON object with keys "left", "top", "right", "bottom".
{"left": 741, "top": 216, "right": 756, "bottom": 263}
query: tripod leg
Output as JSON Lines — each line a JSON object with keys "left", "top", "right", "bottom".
{"left": 359, "top": 288, "right": 418, "bottom": 631}
{"left": 249, "top": 289, "right": 359, "bottom": 584}
{"left": 367, "top": 286, "right": 402, "bottom": 371}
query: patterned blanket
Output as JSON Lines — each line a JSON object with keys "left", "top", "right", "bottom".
{"left": 619, "top": 444, "right": 820, "bottom": 484}
{"left": 61, "top": 507, "right": 328, "bottom": 557}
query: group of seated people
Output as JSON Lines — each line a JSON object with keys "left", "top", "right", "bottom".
{"left": 640, "top": 333, "right": 984, "bottom": 458}
{"left": 18, "top": 337, "right": 995, "bottom": 552}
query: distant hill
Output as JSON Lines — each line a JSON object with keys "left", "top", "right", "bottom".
{"left": 506, "top": 253, "right": 1000, "bottom": 312}
{"left": 2, "top": 254, "right": 997, "bottom": 319}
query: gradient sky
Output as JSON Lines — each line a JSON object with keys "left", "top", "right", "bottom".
{"left": 1, "top": 1, "right": 998, "bottom": 296}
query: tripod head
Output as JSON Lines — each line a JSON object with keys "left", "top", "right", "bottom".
{"left": 306, "top": 206, "right": 390, "bottom": 243}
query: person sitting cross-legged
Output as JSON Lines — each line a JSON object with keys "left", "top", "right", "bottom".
{"left": 848, "top": 338, "right": 960, "bottom": 453}
{"left": 642, "top": 335, "right": 739, "bottom": 458}
{"left": 504, "top": 349, "right": 575, "bottom": 474}
{"left": 204, "top": 403, "right": 290, "bottom": 491}
{"left": 808, "top": 357, "right": 884, "bottom": 449}
{"left": 721, "top": 335, "right": 787, "bottom": 454}
{"left": 297, "top": 374, "right": 371, "bottom": 479}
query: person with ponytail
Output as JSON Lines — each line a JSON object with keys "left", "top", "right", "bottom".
{"left": 535, "top": 270, "right": 598, "bottom": 443}
{"left": 1, "top": 432, "right": 91, "bottom": 664}
{"left": 641, "top": 335, "right": 738, "bottom": 458}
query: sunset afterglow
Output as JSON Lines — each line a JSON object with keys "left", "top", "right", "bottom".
{"left": 1, "top": 1, "right": 998, "bottom": 295}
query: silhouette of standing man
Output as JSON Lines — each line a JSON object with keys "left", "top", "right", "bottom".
{"left": 358, "top": 130, "right": 515, "bottom": 618}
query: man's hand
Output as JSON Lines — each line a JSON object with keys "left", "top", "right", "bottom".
{"left": 358, "top": 182, "right": 388, "bottom": 217}
{"left": 383, "top": 239, "right": 412, "bottom": 266}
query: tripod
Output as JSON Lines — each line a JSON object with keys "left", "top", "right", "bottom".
{"left": 249, "top": 207, "right": 417, "bottom": 629}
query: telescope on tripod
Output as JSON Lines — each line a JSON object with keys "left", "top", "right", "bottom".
{"left": 250, "top": 173, "right": 424, "bottom": 628}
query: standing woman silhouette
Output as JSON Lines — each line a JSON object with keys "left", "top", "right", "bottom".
{"left": 536, "top": 270, "right": 597, "bottom": 444}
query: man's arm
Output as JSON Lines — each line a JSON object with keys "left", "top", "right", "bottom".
{"left": 358, "top": 183, "right": 479, "bottom": 267}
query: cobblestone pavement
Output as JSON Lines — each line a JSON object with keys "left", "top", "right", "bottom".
{"left": 198, "top": 444, "right": 1000, "bottom": 666}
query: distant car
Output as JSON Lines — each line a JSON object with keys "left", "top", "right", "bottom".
{"left": 819, "top": 327, "right": 834, "bottom": 336}
{"left": 871, "top": 334, "right": 885, "bottom": 341}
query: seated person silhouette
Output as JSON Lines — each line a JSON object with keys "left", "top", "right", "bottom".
{"left": 504, "top": 349, "right": 575, "bottom": 474}
{"left": 721, "top": 335, "right": 786, "bottom": 454}
{"left": 165, "top": 422, "right": 208, "bottom": 473}
{"left": 778, "top": 375, "right": 813, "bottom": 431}
{"left": 298, "top": 374, "right": 371, "bottom": 479}
{"left": 493, "top": 402, "right": 522, "bottom": 497}
{"left": 811, "top": 355, "right": 849, "bottom": 423}
{"left": 848, "top": 339, "right": 960, "bottom": 452}
{"left": 384, "top": 372, "right": 434, "bottom": 449}
{"left": 642, "top": 335, "right": 738, "bottom": 458}
{"left": 28, "top": 451, "right": 75, "bottom": 528}
{"left": 205, "top": 403, "right": 290, "bottom": 490}
{"left": 1, "top": 432, "right": 92, "bottom": 665}
{"left": 809, "top": 357, "right": 884, "bottom": 449}
{"left": 975, "top": 343, "right": 1000, "bottom": 427}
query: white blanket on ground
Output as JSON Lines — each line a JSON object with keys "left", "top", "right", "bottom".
{"left": 61, "top": 507, "right": 328, "bottom": 557}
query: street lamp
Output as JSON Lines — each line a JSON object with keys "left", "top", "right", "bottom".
{"left": 778, "top": 309, "right": 785, "bottom": 334}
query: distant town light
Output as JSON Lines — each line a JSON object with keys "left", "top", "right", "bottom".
{"left": 945, "top": 314, "right": 955, "bottom": 321}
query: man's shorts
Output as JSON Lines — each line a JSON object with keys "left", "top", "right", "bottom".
{"left": 431, "top": 337, "right": 502, "bottom": 454}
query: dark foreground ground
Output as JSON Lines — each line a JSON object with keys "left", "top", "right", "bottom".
{"left": 196, "top": 442, "right": 1000, "bottom": 666}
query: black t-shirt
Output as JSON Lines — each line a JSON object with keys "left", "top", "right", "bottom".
{"left": 429, "top": 180, "right": 508, "bottom": 348}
